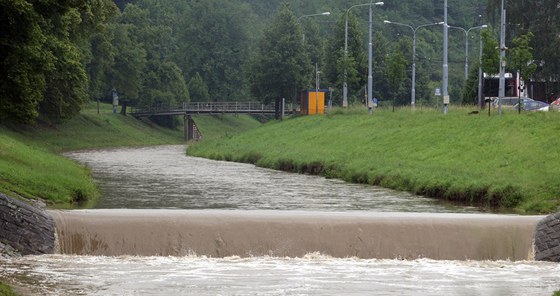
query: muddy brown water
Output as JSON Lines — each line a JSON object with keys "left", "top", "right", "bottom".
{"left": 1, "top": 145, "right": 558, "bottom": 295}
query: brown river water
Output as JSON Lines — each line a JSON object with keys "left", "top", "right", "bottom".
{"left": 1, "top": 145, "right": 559, "bottom": 295}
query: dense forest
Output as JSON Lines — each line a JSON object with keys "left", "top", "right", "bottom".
{"left": 1, "top": 0, "right": 559, "bottom": 124}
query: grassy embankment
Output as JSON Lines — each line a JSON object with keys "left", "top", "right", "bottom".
{"left": 0, "top": 102, "right": 262, "bottom": 207}
{"left": 188, "top": 106, "right": 560, "bottom": 214}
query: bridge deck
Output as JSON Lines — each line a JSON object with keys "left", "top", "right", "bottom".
{"left": 131, "top": 102, "right": 294, "bottom": 117}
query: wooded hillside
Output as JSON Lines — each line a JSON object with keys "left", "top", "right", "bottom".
{"left": 1, "top": 0, "right": 558, "bottom": 124}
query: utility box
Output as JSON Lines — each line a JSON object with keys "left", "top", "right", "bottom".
{"left": 301, "top": 90, "right": 327, "bottom": 115}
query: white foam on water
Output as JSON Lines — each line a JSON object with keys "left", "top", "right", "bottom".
{"left": 1, "top": 254, "right": 559, "bottom": 296}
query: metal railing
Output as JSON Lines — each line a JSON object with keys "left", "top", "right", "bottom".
{"left": 131, "top": 101, "right": 297, "bottom": 115}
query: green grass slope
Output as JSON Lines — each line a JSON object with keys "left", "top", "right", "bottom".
{"left": 0, "top": 102, "right": 185, "bottom": 206}
{"left": 188, "top": 107, "right": 560, "bottom": 214}
{"left": 0, "top": 102, "right": 264, "bottom": 207}
{"left": 193, "top": 114, "right": 266, "bottom": 140}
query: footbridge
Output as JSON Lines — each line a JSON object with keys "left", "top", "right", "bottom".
{"left": 130, "top": 101, "right": 295, "bottom": 141}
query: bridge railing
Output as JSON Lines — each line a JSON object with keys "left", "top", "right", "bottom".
{"left": 131, "top": 101, "right": 298, "bottom": 115}
{"left": 181, "top": 102, "right": 276, "bottom": 112}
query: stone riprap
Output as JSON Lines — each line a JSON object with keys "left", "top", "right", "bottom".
{"left": 0, "top": 193, "right": 55, "bottom": 256}
{"left": 534, "top": 212, "right": 560, "bottom": 262}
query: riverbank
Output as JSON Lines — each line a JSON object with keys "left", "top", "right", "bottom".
{"left": 187, "top": 106, "right": 560, "bottom": 214}
{"left": 0, "top": 102, "right": 181, "bottom": 207}
{"left": 0, "top": 102, "right": 262, "bottom": 207}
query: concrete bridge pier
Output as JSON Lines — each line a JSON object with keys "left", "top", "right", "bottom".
{"left": 184, "top": 114, "right": 194, "bottom": 141}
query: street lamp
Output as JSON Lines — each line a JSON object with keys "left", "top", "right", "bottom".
{"left": 498, "top": 0, "right": 507, "bottom": 115}
{"left": 298, "top": 12, "right": 330, "bottom": 115}
{"left": 298, "top": 12, "right": 331, "bottom": 43}
{"left": 448, "top": 24, "right": 488, "bottom": 80}
{"left": 443, "top": 0, "right": 449, "bottom": 114}
{"left": 383, "top": 20, "right": 444, "bottom": 107}
{"left": 477, "top": 18, "right": 485, "bottom": 109}
{"left": 343, "top": 1, "right": 384, "bottom": 108}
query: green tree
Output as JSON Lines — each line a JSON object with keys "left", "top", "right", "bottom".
{"left": 508, "top": 32, "right": 537, "bottom": 82}
{"left": 39, "top": 32, "right": 89, "bottom": 122}
{"left": 176, "top": 0, "right": 253, "bottom": 101}
{"left": 386, "top": 50, "right": 407, "bottom": 111}
{"left": 248, "top": 2, "right": 310, "bottom": 118}
{"left": 324, "top": 12, "right": 366, "bottom": 105}
{"left": 140, "top": 61, "right": 189, "bottom": 107}
{"left": 481, "top": 29, "right": 499, "bottom": 76}
{"left": 108, "top": 22, "right": 147, "bottom": 103}
{"left": 188, "top": 72, "right": 210, "bottom": 102}
{"left": 0, "top": 0, "right": 49, "bottom": 123}
{"left": 372, "top": 31, "right": 390, "bottom": 103}
{"left": 462, "top": 66, "right": 481, "bottom": 105}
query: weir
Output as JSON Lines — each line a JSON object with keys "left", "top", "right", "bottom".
{"left": 49, "top": 210, "right": 542, "bottom": 261}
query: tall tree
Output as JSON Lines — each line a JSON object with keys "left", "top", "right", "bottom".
{"left": 248, "top": 2, "right": 310, "bottom": 117}
{"left": 118, "top": 3, "right": 187, "bottom": 108}
{"left": 107, "top": 22, "right": 147, "bottom": 102}
{"left": 177, "top": 0, "right": 253, "bottom": 101}
{"left": 0, "top": 0, "right": 49, "bottom": 123}
{"left": 508, "top": 32, "right": 536, "bottom": 82}
{"left": 188, "top": 72, "right": 210, "bottom": 102}
{"left": 372, "top": 31, "right": 390, "bottom": 103}
{"left": 386, "top": 49, "right": 407, "bottom": 111}
{"left": 323, "top": 12, "right": 366, "bottom": 105}
{"left": 481, "top": 29, "right": 499, "bottom": 76}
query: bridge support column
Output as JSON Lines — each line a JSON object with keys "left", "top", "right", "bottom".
{"left": 184, "top": 114, "right": 194, "bottom": 141}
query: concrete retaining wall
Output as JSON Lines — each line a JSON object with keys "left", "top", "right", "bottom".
{"left": 0, "top": 193, "right": 55, "bottom": 256}
{"left": 534, "top": 212, "right": 560, "bottom": 262}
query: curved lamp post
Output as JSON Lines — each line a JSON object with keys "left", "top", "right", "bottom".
{"left": 298, "top": 12, "right": 331, "bottom": 44}
{"left": 383, "top": 20, "right": 444, "bottom": 107}
{"left": 343, "top": 1, "right": 384, "bottom": 108}
{"left": 448, "top": 24, "right": 488, "bottom": 80}
{"left": 298, "top": 12, "right": 330, "bottom": 115}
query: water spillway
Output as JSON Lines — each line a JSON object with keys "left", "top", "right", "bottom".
{"left": 50, "top": 210, "right": 542, "bottom": 260}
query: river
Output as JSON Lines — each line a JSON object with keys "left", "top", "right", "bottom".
{"left": 0, "top": 145, "right": 558, "bottom": 295}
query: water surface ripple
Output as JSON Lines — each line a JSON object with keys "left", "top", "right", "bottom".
{"left": 64, "top": 145, "right": 479, "bottom": 212}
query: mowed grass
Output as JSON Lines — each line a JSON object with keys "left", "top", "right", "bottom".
{"left": 0, "top": 132, "right": 97, "bottom": 206}
{"left": 188, "top": 106, "right": 560, "bottom": 214}
{"left": 192, "top": 114, "right": 266, "bottom": 140}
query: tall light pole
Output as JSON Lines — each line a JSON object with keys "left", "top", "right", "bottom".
{"left": 498, "top": 0, "right": 507, "bottom": 115}
{"left": 443, "top": 0, "right": 449, "bottom": 114}
{"left": 477, "top": 18, "right": 484, "bottom": 109}
{"left": 367, "top": 3, "right": 373, "bottom": 110}
{"left": 298, "top": 12, "right": 331, "bottom": 44}
{"left": 448, "top": 25, "right": 488, "bottom": 80}
{"left": 343, "top": 1, "right": 384, "bottom": 108}
{"left": 383, "top": 20, "right": 444, "bottom": 107}
{"left": 297, "top": 12, "right": 330, "bottom": 115}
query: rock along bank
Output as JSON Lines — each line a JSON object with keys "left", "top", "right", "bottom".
{"left": 0, "top": 193, "right": 55, "bottom": 257}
